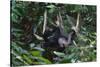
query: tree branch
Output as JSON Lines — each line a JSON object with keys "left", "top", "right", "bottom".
{"left": 76, "top": 12, "right": 80, "bottom": 32}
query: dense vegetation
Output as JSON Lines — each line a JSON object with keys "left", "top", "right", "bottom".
{"left": 11, "top": 1, "right": 96, "bottom": 66}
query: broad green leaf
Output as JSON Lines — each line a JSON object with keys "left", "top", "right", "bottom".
{"left": 31, "top": 51, "right": 41, "bottom": 56}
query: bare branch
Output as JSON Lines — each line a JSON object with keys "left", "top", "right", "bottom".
{"left": 56, "top": 10, "right": 65, "bottom": 35}
{"left": 43, "top": 10, "right": 47, "bottom": 34}
{"left": 58, "top": 11, "right": 63, "bottom": 26}
{"left": 76, "top": 12, "right": 80, "bottom": 31}
{"left": 66, "top": 12, "right": 81, "bottom": 34}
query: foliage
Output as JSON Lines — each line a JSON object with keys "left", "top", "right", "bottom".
{"left": 11, "top": 0, "right": 96, "bottom": 66}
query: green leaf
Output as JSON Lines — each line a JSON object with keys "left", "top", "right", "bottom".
{"left": 12, "top": 8, "right": 22, "bottom": 16}
{"left": 12, "top": 28, "right": 23, "bottom": 32}
{"left": 31, "top": 51, "right": 41, "bottom": 56}
{"left": 11, "top": 49, "right": 28, "bottom": 65}
{"left": 53, "top": 51, "right": 65, "bottom": 57}
{"left": 23, "top": 55, "right": 33, "bottom": 64}
{"left": 30, "top": 43, "right": 35, "bottom": 48}
{"left": 46, "top": 5, "right": 55, "bottom": 9}
{"left": 64, "top": 53, "right": 76, "bottom": 60}
{"left": 12, "top": 32, "right": 22, "bottom": 37}
{"left": 34, "top": 47, "right": 45, "bottom": 51}
{"left": 11, "top": 13, "right": 18, "bottom": 23}
{"left": 37, "top": 57, "right": 52, "bottom": 64}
